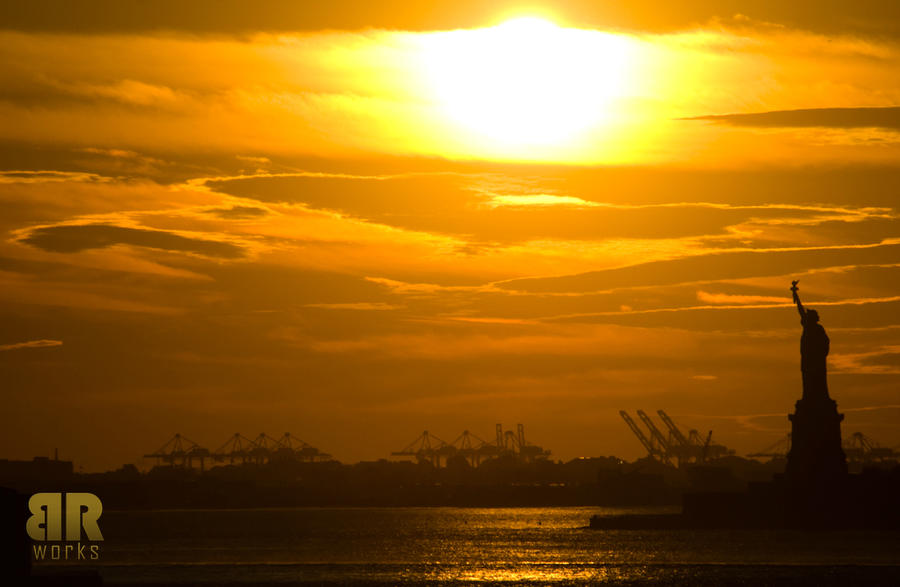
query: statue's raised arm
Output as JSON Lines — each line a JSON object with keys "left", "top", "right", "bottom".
{"left": 791, "top": 280, "right": 805, "bottom": 319}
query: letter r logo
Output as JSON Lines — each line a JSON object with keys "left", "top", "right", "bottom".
{"left": 66, "top": 493, "right": 103, "bottom": 541}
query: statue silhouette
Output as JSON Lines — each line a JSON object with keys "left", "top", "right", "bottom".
{"left": 785, "top": 280, "right": 847, "bottom": 493}
{"left": 791, "top": 281, "right": 829, "bottom": 401}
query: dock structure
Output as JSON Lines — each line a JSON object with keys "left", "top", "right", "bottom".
{"left": 620, "top": 410, "right": 734, "bottom": 466}
{"left": 212, "top": 433, "right": 258, "bottom": 465}
{"left": 748, "top": 431, "right": 899, "bottom": 466}
{"left": 748, "top": 434, "right": 792, "bottom": 459}
{"left": 146, "top": 432, "right": 331, "bottom": 469}
{"left": 144, "top": 434, "right": 210, "bottom": 470}
{"left": 392, "top": 424, "right": 550, "bottom": 467}
{"left": 842, "top": 432, "right": 897, "bottom": 465}
{"left": 391, "top": 430, "right": 449, "bottom": 467}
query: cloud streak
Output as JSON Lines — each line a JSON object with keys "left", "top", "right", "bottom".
{"left": 0, "top": 170, "right": 109, "bottom": 184}
{"left": 548, "top": 295, "right": 900, "bottom": 322}
{"left": 686, "top": 107, "right": 900, "bottom": 130}
{"left": 19, "top": 223, "right": 246, "bottom": 259}
{"left": 0, "top": 339, "right": 63, "bottom": 351}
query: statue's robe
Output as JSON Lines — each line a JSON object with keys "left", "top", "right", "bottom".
{"left": 800, "top": 316, "right": 829, "bottom": 400}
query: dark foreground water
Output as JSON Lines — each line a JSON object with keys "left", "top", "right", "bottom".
{"left": 34, "top": 506, "right": 900, "bottom": 585}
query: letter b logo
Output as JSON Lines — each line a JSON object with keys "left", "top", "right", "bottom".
{"left": 26, "top": 493, "right": 103, "bottom": 541}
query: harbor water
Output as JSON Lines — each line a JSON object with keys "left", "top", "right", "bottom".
{"left": 34, "top": 506, "right": 900, "bottom": 585}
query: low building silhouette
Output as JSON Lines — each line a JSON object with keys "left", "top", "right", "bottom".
{"left": 0, "top": 456, "right": 73, "bottom": 484}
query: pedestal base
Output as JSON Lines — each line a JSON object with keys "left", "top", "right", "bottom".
{"left": 786, "top": 397, "right": 847, "bottom": 486}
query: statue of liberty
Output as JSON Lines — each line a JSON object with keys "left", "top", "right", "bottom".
{"left": 785, "top": 279, "right": 847, "bottom": 499}
{"left": 791, "top": 280, "right": 830, "bottom": 401}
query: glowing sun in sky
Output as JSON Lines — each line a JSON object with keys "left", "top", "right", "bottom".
{"left": 422, "top": 17, "right": 634, "bottom": 149}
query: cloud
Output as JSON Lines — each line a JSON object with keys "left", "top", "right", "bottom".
{"left": 499, "top": 241, "right": 900, "bottom": 294}
{"left": 549, "top": 294, "right": 900, "bottom": 322}
{"left": 366, "top": 276, "right": 493, "bottom": 295}
{"left": 208, "top": 173, "right": 889, "bottom": 244}
{"left": 304, "top": 302, "right": 401, "bottom": 311}
{"left": 486, "top": 194, "right": 599, "bottom": 208}
{"left": 843, "top": 404, "right": 900, "bottom": 413}
{"left": 0, "top": 339, "right": 63, "bottom": 351}
{"left": 76, "top": 147, "right": 166, "bottom": 167}
{"left": 685, "top": 411, "right": 791, "bottom": 434}
{"left": 443, "top": 316, "right": 537, "bottom": 325}
{"left": 2, "top": 22, "right": 899, "bottom": 166}
{"left": 77, "top": 80, "right": 181, "bottom": 107}
{"left": 830, "top": 344, "right": 900, "bottom": 374}
{"left": 696, "top": 291, "right": 787, "bottom": 305}
{"left": 686, "top": 107, "right": 900, "bottom": 130}
{"left": 236, "top": 155, "right": 271, "bottom": 164}
{"left": 19, "top": 224, "right": 246, "bottom": 258}
{"left": 3, "top": 0, "right": 900, "bottom": 38}
{"left": 305, "top": 323, "right": 703, "bottom": 361}
{"left": 0, "top": 170, "right": 108, "bottom": 184}
{"left": 206, "top": 205, "right": 270, "bottom": 219}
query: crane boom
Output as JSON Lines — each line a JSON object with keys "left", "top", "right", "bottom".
{"left": 748, "top": 433, "right": 791, "bottom": 458}
{"left": 620, "top": 410, "right": 655, "bottom": 456}
{"left": 657, "top": 410, "right": 689, "bottom": 446}
{"left": 637, "top": 410, "right": 670, "bottom": 452}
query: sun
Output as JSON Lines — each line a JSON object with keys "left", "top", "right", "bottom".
{"left": 421, "top": 17, "right": 633, "bottom": 150}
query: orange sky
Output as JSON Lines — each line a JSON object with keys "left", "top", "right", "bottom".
{"left": 1, "top": 1, "right": 899, "bottom": 471}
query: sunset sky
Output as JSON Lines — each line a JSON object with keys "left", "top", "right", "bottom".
{"left": 2, "top": 1, "right": 900, "bottom": 472}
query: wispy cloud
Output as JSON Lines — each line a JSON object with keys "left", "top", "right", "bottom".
{"left": 686, "top": 107, "right": 900, "bottom": 130}
{"left": 696, "top": 291, "right": 789, "bottom": 305}
{"left": 304, "top": 302, "right": 401, "bottom": 311}
{"left": 0, "top": 170, "right": 109, "bottom": 184}
{"left": 486, "top": 194, "right": 599, "bottom": 208}
{"left": 366, "top": 277, "right": 496, "bottom": 295}
{"left": 18, "top": 223, "right": 247, "bottom": 259}
{"left": 843, "top": 404, "right": 900, "bottom": 413}
{"left": 205, "top": 205, "right": 270, "bottom": 219}
{"left": 235, "top": 155, "right": 271, "bottom": 164}
{"left": 549, "top": 294, "right": 900, "bottom": 322}
{"left": 830, "top": 345, "right": 900, "bottom": 374}
{"left": 0, "top": 339, "right": 63, "bottom": 351}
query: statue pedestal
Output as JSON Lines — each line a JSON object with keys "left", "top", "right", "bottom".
{"left": 786, "top": 397, "right": 847, "bottom": 485}
{"left": 784, "top": 397, "right": 848, "bottom": 525}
